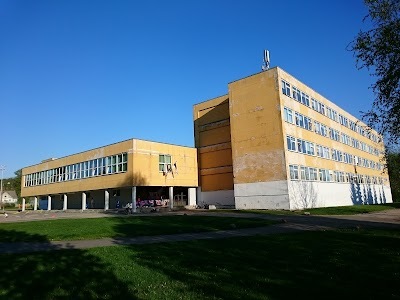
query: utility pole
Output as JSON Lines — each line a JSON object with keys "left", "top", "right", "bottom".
{"left": 0, "top": 165, "right": 5, "bottom": 212}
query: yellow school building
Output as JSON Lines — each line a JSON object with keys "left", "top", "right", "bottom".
{"left": 21, "top": 139, "right": 198, "bottom": 211}
{"left": 194, "top": 67, "right": 392, "bottom": 209}
{"left": 20, "top": 66, "right": 392, "bottom": 210}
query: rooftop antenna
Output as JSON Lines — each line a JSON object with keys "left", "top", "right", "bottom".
{"left": 261, "top": 49, "right": 270, "bottom": 71}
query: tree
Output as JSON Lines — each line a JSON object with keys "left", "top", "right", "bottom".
{"left": 289, "top": 180, "right": 318, "bottom": 209}
{"left": 386, "top": 151, "right": 400, "bottom": 201}
{"left": 2, "top": 169, "right": 22, "bottom": 203}
{"left": 349, "top": 0, "right": 400, "bottom": 147}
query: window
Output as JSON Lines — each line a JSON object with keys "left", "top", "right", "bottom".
{"left": 341, "top": 133, "right": 351, "bottom": 145}
{"left": 314, "top": 121, "right": 321, "bottom": 135}
{"left": 289, "top": 165, "right": 299, "bottom": 180}
{"left": 319, "top": 103, "right": 325, "bottom": 115}
{"left": 343, "top": 153, "right": 353, "bottom": 164}
{"left": 303, "top": 116, "right": 312, "bottom": 131}
{"left": 334, "top": 171, "right": 345, "bottom": 182}
{"left": 119, "top": 153, "right": 128, "bottom": 172}
{"left": 314, "top": 121, "right": 327, "bottom": 136}
{"left": 301, "top": 92, "right": 310, "bottom": 106}
{"left": 359, "top": 126, "right": 366, "bottom": 136}
{"left": 300, "top": 166, "right": 306, "bottom": 180}
{"left": 300, "top": 166, "right": 317, "bottom": 181}
{"left": 284, "top": 107, "right": 293, "bottom": 123}
{"left": 159, "top": 154, "right": 172, "bottom": 172}
{"left": 320, "top": 124, "right": 327, "bottom": 136}
{"left": 327, "top": 107, "right": 338, "bottom": 122}
{"left": 295, "top": 112, "right": 304, "bottom": 127}
{"left": 297, "top": 139, "right": 314, "bottom": 155}
{"left": 281, "top": 80, "right": 291, "bottom": 96}
{"left": 310, "top": 168, "right": 318, "bottom": 181}
{"left": 360, "top": 142, "right": 367, "bottom": 151}
{"left": 319, "top": 169, "right": 331, "bottom": 182}
{"left": 111, "top": 155, "right": 117, "bottom": 173}
{"left": 311, "top": 98, "right": 325, "bottom": 115}
{"left": 349, "top": 120, "right": 356, "bottom": 131}
{"left": 305, "top": 141, "right": 315, "bottom": 155}
{"left": 287, "top": 135, "right": 296, "bottom": 151}
{"left": 311, "top": 98, "right": 317, "bottom": 110}
{"left": 339, "top": 114, "right": 348, "bottom": 127}
{"left": 316, "top": 145, "right": 330, "bottom": 159}
{"left": 334, "top": 171, "right": 340, "bottom": 182}
{"left": 331, "top": 149, "right": 343, "bottom": 162}
{"left": 329, "top": 128, "right": 340, "bottom": 141}
{"left": 351, "top": 138, "right": 360, "bottom": 149}
{"left": 292, "top": 87, "right": 301, "bottom": 102}
{"left": 295, "top": 112, "right": 312, "bottom": 131}
{"left": 24, "top": 153, "right": 128, "bottom": 187}
{"left": 297, "top": 139, "right": 305, "bottom": 153}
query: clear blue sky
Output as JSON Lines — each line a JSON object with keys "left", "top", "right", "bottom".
{"left": 0, "top": 0, "right": 373, "bottom": 178}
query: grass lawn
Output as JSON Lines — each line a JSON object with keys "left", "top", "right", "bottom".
{"left": 0, "top": 228, "right": 399, "bottom": 299}
{"left": 0, "top": 215, "right": 276, "bottom": 242}
{"left": 221, "top": 202, "right": 400, "bottom": 216}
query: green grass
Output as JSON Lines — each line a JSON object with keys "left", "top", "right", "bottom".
{"left": 0, "top": 215, "right": 276, "bottom": 242}
{"left": 216, "top": 202, "right": 400, "bottom": 216}
{"left": 303, "top": 202, "right": 399, "bottom": 215}
{"left": 0, "top": 228, "right": 399, "bottom": 299}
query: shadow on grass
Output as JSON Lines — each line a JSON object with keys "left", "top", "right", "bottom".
{"left": 110, "top": 215, "right": 276, "bottom": 237}
{"left": 0, "top": 215, "right": 276, "bottom": 242}
{"left": 125, "top": 229, "right": 400, "bottom": 299}
{"left": 0, "top": 230, "right": 135, "bottom": 299}
{"left": 0, "top": 229, "right": 48, "bottom": 242}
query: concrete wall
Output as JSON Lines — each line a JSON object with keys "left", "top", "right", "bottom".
{"left": 288, "top": 180, "right": 393, "bottom": 210}
{"left": 234, "top": 181, "right": 290, "bottom": 209}
{"left": 197, "top": 187, "right": 235, "bottom": 207}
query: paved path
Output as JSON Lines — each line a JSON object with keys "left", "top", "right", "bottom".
{"left": 0, "top": 209, "right": 399, "bottom": 254}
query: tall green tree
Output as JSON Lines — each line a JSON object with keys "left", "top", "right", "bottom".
{"left": 387, "top": 152, "right": 400, "bottom": 201}
{"left": 2, "top": 169, "right": 22, "bottom": 201}
{"left": 349, "top": 0, "right": 400, "bottom": 146}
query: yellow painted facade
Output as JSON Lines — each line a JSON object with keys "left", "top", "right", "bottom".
{"left": 228, "top": 70, "right": 287, "bottom": 184}
{"left": 21, "top": 139, "right": 198, "bottom": 198}
{"left": 193, "top": 95, "right": 233, "bottom": 192}
{"left": 277, "top": 67, "right": 389, "bottom": 184}
{"left": 194, "top": 66, "right": 391, "bottom": 208}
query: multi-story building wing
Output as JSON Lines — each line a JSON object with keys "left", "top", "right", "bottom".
{"left": 194, "top": 67, "right": 392, "bottom": 209}
{"left": 21, "top": 139, "right": 198, "bottom": 210}
{"left": 194, "top": 95, "right": 234, "bottom": 207}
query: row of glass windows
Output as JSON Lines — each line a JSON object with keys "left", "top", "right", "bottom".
{"left": 24, "top": 153, "right": 128, "bottom": 187}
{"left": 289, "top": 164, "right": 386, "bottom": 185}
{"left": 286, "top": 135, "right": 383, "bottom": 171}
{"left": 281, "top": 80, "right": 380, "bottom": 143}
{"left": 283, "top": 107, "right": 380, "bottom": 157}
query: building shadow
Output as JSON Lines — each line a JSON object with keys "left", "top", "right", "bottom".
{"left": 350, "top": 181, "right": 363, "bottom": 205}
{"left": 350, "top": 182, "right": 381, "bottom": 205}
{"left": 0, "top": 229, "right": 134, "bottom": 299}
{"left": 120, "top": 228, "right": 400, "bottom": 299}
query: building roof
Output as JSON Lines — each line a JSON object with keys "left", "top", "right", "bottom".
{"left": 3, "top": 190, "right": 18, "bottom": 199}
{"left": 22, "top": 137, "right": 196, "bottom": 171}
